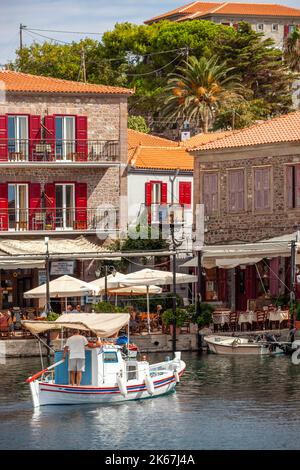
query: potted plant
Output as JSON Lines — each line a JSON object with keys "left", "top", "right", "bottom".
{"left": 188, "top": 302, "right": 215, "bottom": 330}
{"left": 161, "top": 308, "right": 187, "bottom": 335}
{"left": 47, "top": 312, "right": 60, "bottom": 340}
{"left": 294, "top": 302, "right": 300, "bottom": 330}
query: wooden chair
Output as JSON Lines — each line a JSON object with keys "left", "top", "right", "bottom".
{"left": 181, "top": 320, "right": 190, "bottom": 333}
{"left": 254, "top": 311, "right": 266, "bottom": 331}
{"left": 229, "top": 311, "right": 239, "bottom": 331}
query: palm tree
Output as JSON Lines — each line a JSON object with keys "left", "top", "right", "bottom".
{"left": 284, "top": 29, "right": 300, "bottom": 72}
{"left": 162, "top": 55, "right": 244, "bottom": 132}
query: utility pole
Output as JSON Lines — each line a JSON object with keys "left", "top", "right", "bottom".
{"left": 19, "top": 24, "right": 25, "bottom": 51}
{"left": 80, "top": 47, "right": 87, "bottom": 83}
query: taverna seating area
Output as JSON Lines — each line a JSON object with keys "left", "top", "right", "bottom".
{"left": 212, "top": 305, "right": 289, "bottom": 332}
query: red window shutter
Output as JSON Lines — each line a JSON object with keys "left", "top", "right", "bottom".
{"left": 179, "top": 182, "right": 185, "bottom": 205}
{"left": 44, "top": 183, "right": 56, "bottom": 229}
{"left": 75, "top": 182, "right": 87, "bottom": 229}
{"left": 145, "top": 182, "right": 152, "bottom": 206}
{"left": 179, "top": 182, "right": 191, "bottom": 206}
{"left": 161, "top": 182, "right": 167, "bottom": 204}
{"left": 0, "top": 183, "right": 8, "bottom": 230}
{"left": 0, "top": 115, "right": 8, "bottom": 161}
{"left": 286, "top": 166, "right": 293, "bottom": 208}
{"left": 29, "top": 115, "right": 41, "bottom": 161}
{"left": 284, "top": 24, "right": 289, "bottom": 38}
{"left": 270, "top": 258, "right": 279, "bottom": 296}
{"left": 29, "top": 183, "right": 41, "bottom": 229}
{"left": 76, "top": 116, "right": 88, "bottom": 161}
{"left": 44, "top": 116, "right": 55, "bottom": 156}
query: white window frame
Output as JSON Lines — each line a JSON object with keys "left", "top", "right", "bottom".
{"left": 8, "top": 115, "right": 29, "bottom": 160}
{"left": 55, "top": 183, "right": 75, "bottom": 230}
{"left": 272, "top": 24, "right": 279, "bottom": 32}
{"left": 55, "top": 116, "right": 76, "bottom": 161}
{"left": 257, "top": 23, "right": 264, "bottom": 32}
{"left": 8, "top": 183, "right": 29, "bottom": 231}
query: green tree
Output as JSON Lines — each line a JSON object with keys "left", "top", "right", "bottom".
{"left": 163, "top": 55, "right": 243, "bottom": 132}
{"left": 128, "top": 115, "right": 150, "bottom": 133}
{"left": 12, "top": 20, "right": 295, "bottom": 130}
{"left": 212, "top": 22, "right": 296, "bottom": 118}
{"left": 284, "top": 28, "right": 300, "bottom": 72}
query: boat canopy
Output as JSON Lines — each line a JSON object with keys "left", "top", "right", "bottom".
{"left": 22, "top": 313, "right": 130, "bottom": 338}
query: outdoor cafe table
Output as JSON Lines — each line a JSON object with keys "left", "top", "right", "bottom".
{"left": 268, "top": 310, "right": 289, "bottom": 323}
{"left": 238, "top": 311, "right": 257, "bottom": 327}
{"left": 212, "top": 310, "right": 231, "bottom": 327}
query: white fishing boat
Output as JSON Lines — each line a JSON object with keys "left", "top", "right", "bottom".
{"left": 22, "top": 314, "right": 185, "bottom": 407}
{"left": 204, "top": 335, "right": 285, "bottom": 355}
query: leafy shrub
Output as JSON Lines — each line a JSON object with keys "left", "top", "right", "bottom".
{"left": 161, "top": 308, "right": 187, "bottom": 328}
{"left": 46, "top": 312, "right": 60, "bottom": 321}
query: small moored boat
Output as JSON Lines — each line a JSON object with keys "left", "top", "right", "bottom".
{"left": 204, "top": 334, "right": 285, "bottom": 355}
{"left": 22, "top": 313, "right": 185, "bottom": 407}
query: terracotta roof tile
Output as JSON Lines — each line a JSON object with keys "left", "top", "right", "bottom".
{"left": 0, "top": 70, "right": 133, "bottom": 95}
{"left": 130, "top": 146, "right": 194, "bottom": 171}
{"left": 127, "top": 129, "right": 193, "bottom": 170}
{"left": 128, "top": 129, "right": 179, "bottom": 148}
{"left": 182, "top": 130, "right": 233, "bottom": 149}
{"left": 190, "top": 111, "right": 300, "bottom": 152}
{"left": 145, "top": 1, "right": 300, "bottom": 23}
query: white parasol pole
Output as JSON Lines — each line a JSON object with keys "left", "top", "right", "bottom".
{"left": 147, "top": 285, "right": 151, "bottom": 334}
{"left": 65, "top": 297, "right": 67, "bottom": 313}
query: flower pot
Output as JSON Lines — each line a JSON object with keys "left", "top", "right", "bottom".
{"left": 294, "top": 320, "right": 300, "bottom": 330}
{"left": 169, "top": 324, "right": 181, "bottom": 336}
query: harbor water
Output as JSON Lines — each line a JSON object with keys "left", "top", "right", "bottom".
{"left": 0, "top": 352, "right": 300, "bottom": 450}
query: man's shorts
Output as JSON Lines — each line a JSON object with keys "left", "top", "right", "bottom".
{"left": 68, "top": 358, "right": 85, "bottom": 372}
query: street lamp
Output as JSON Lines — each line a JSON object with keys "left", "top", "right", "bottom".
{"left": 44, "top": 236, "right": 51, "bottom": 315}
{"left": 95, "top": 264, "right": 117, "bottom": 301}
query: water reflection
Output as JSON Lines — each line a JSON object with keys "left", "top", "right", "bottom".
{"left": 1, "top": 353, "right": 300, "bottom": 449}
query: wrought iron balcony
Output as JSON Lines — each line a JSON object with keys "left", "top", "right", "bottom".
{"left": 0, "top": 207, "right": 119, "bottom": 232}
{"left": 0, "top": 139, "right": 120, "bottom": 163}
{"left": 138, "top": 203, "right": 186, "bottom": 225}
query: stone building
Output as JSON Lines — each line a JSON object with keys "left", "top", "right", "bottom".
{"left": 0, "top": 70, "right": 131, "bottom": 308}
{"left": 189, "top": 111, "right": 300, "bottom": 309}
{"left": 145, "top": 1, "right": 300, "bottom": 49}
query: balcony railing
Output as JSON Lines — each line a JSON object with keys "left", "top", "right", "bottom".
{"left": 139, "top": 203, "right": 186, "bottom": 225}
{"left": 0, "top": 139, "right": 119, "bottom": 163}
{"left": 0, "top": 207, "right": 119, "bottom": 232}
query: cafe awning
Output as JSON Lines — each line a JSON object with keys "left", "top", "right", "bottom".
{"left": 182, "top": 231, "right": 300, "bottom": 269}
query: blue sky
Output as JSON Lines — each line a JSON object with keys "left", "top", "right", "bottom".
{"left": 1, "top": 0, "right": 300, "bottom": 64}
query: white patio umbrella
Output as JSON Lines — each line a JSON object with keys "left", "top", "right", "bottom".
{"left": 88, "top": 271, "right": 127, "bottom": 291}
{"left": 24, "top": 275, "right": 100, "bottom": 311}
{"left": 108, "top": 285, "right": 162, "bottom": 306}
{"left": 111, "top": 268, "right": 197, "bottom": 333}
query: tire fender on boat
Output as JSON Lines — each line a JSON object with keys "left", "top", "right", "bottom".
{"left": 117, "top": 373, "right": 128, "bottom": 397}
{"left": 145, "top": 374, "right": 155, "bottom": 395}
{"left": 174, "top": 370, "right": 180, "bottom": 383}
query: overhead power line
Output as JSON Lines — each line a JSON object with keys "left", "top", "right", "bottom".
{"left": 24, "top": 27, "right": 104, "bottom": 35}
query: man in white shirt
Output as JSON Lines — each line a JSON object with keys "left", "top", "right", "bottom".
{"left": 63, "top": 330, "right": 96, "bottom": 386}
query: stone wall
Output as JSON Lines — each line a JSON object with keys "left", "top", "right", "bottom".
{"left": 0, "top": 91, "right": 129, "bottom": 221}
{"left": 1, "top": 167, "right": 120, "bottom": 209}
{"left": 193, "top": 141, "right": 300, "bottom": 244}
